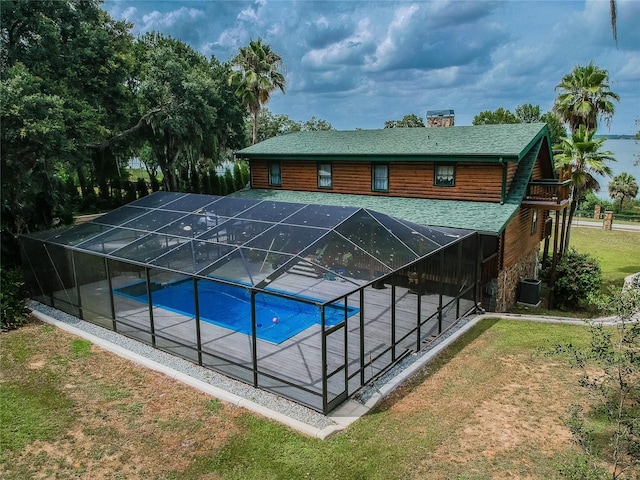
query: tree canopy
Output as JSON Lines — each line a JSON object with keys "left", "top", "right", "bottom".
{"left": 1, "top": 0, "right": 136, "bottom": 264}
{"left": 554, "top": 125, "right": 616, "bottom": 251}
{"left": 249, "top": 109, "right": 334, "bottom": 143}
{"left": 472, "top": 108, "right": 519, "bottom": 125}
{"left": 229, "top": 38, "right": 286, "bottom": 145}
{"left": 540, "top": 112, "right": 567, "bottom": 148}
{"left": 0, "top": 1, "right": 248, "bottom": 266}
{"left": 553, "top": 62, "right": 619, "bottom": 134}
{"left": 472, "top": 105, "right": 566, "bottom": 146}
{"left": 609, "top": 173, "right": 638, "bottom": 212}
{"left": 302, "top": 116, "right": 335, "bottom": 131}
{"left": 384, "top": 114, "right": 425, "bottom": 128}
{"left": 130, "top": 33, "right": 245, "bottom": 191}
{"left": 514, "top": 104, "right": 541, "bottom": 123}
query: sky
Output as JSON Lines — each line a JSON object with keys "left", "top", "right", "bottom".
{"left": 103, "top": 0, "right": 640, "bottom": 135}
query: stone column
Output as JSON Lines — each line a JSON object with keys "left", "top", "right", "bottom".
{"left": 594, "top": 205, "right": 601, "bottom": 220}
{"left": 603, "top": 210, "right": 614, "bottom": 230}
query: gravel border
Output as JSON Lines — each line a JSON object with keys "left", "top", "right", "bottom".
{"left": 353, "top": 316, "right": 472, "bottom": 404}
{"left": 28, "top": 301, "right": 335, "bottom": 430}
{"left": 28, "top": 300, "right": 476, "bottom": 432}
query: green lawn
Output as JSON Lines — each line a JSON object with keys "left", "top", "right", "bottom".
{"left": 511, "top": 227, "right": 640, "bottom": 315}
{"left": 1, "top": 319, "right": 601, "bottom": 479}
{"left": 569, "top": 227, "right": 640, "bottom": 289}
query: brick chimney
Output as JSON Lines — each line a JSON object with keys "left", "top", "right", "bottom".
{"left": 426, "top": 110, "right": 455, "bottom": 127}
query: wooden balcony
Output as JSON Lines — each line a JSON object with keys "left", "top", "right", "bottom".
{"left": 522, "top": 179, "right": 571, "bottom": 210}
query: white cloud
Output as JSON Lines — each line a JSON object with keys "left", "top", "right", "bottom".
{"left": 313, "top": 16, "right": 330, "bottom": 29}
{"left": 301, "top": 18, "right": 374, "bottom": 70}
{"left": 365, "top": 4, "right": 420, "bottom": 71}
{"left": 267, "top": 23, "right": 283, "bottom": 37}
{"left": 140, "top": 7, "right": 204, "bottom": 31}
{"left": 106, "top": 4, "right": 138, "bottom": 22}
{"left": 617, "top": 52, "right": 640, "bottom": 80}
{"left": 102, "top": 0, "right": 640, "bottom": 134}
{"left": 237, "top": 0, "right": 270, "bottom": 25}
{"left": 237, "top": 6, "right": 258, "bottom": 22}
{"left": 215, "top": 27, "right": 247, "bottom": 51}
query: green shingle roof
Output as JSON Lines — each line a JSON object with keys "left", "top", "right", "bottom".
{"left": 236, "top": 123, "right": 549, "bottom": 161}
{"left": 505, "top": 137, "right": 543, "bottom": 205}
{"left": 234, "top": 123, "right": 552, "bottom": 234}
{"left": 230, "top": 189, "right": 519, "bottom": 234}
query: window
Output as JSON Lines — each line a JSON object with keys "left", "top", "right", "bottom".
{"left": 268, "top": 162, "right": 281, "bottom": 186}
{"left": 372, "top": 164, "right": 389, "bottom": 192}
{"left": 531, "top": 210, "right": 538, "bottom": 235}
{"left": 434, "top": 164, "right": 455, "bottom": 186}
{"left": 318, "top": 163, "right": 332, "bottom": 189}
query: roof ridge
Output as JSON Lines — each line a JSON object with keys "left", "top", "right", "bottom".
{"left": 236, "top": 123, "right": 547, "bottom": 159}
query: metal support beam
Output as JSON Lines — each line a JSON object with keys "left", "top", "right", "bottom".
{"left": 146, "top": 268, "right": 156, "bottom": 348}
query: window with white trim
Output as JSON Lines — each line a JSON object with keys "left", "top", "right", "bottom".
{"left": 372, "top": 164, "right": 389, "bottom": 192}
{"left": 268, "top": 162, "right": 281, "bottom": 186}
{"left": 434, "top": 164, "right": 455, "bottom": 186}
{"left": 318, "top": 163, "right": 332, "bottom": 189}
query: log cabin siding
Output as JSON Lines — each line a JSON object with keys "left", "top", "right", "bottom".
{"left": 506, "top": 162, "right": 518, "bottom": 187}
{"left": 502, "top": 207, "right": 542, "bottom": 268}
{"left": 250, "top": 160, "right": 504, "bottom": 202}
{"left": 531, "top": 159, "right": 543, "bottom": 180}
{"left": 250, "top": 161, "right": 270, "bottom": 188}
{"left": 390, "top": 162, "right": 503, "bottom": 201}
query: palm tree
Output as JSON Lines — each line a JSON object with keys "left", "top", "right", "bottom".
{"left": 229, "top": 39, "right": 286, "bottom": 145}
{"left": 553, "top": 62, "right": 620, "bottom": 134}
{"left": 609, "top": 172, "right": 638, "bottom": 212}
{"left": 611, "top": 0, "right": 618, "bottom": 47}
{"left": 554, "top": 125, "right": 615, "bottom": 251}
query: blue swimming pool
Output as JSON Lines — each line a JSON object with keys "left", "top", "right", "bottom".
{"left": 115, "top": 280, "right": 358, "bottom": 344}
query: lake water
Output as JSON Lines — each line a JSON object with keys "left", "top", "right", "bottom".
{"left": 590, "top": 139, "right": 640, "bottom": 199}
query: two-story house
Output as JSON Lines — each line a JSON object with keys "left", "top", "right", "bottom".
{"left": 233, "top": 122, "right": 571, "bottom": 312}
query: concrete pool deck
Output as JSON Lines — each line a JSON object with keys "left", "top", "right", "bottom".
{"left": 30, "top": 305, "right": 630, "bottom": 439}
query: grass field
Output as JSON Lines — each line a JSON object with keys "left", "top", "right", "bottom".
{"left": 1, "top": 318, "right": 605, "bottom": 479}
{"left": 512, "top": 226, "right": 638, "bottom": 316}
{"left": 568, "top": 228, "right": 640, "bottom": 290}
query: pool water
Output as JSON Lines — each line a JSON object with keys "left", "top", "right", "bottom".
{"left": 115, "top": 280, "right": 358, "bottom": 344}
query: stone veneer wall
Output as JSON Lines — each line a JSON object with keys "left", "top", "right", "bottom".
{"left": 427, "top": 116, "right": 454, "bottom": 127}
{"left": 603, "top": 210, "right": 614, "bottom": 230}
{"left": 494, "top": 245, "right": 539, "bottom": 312}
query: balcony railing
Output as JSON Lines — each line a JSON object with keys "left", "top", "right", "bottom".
{"left": 523, "top": 179, "right": 571, "bottom": 207}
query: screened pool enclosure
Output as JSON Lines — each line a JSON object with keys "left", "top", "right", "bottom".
{"left": 21, "top": 192, "right": 480, "bottom": 413}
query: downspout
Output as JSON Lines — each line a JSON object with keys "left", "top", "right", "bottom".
{"left": 499, "top": 156, "right": 507, "bottom": 205}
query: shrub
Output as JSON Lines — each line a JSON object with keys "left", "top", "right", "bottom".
{"left": 80, "top": 192, "right": 99, "bottom": 213}
{"left": 124, "top": 181, "right": 137, "bottom": 203}
{"left": 224, "top": 168, "right": 234, "bottom": 194}
{"left": 0, "top": 268, "right": 29, "bottom": 331}
{"left": 149, "top": 175, "right": 161, "bottom": 192}
{"left": 556, "top": 287, "right": 640, "bottom": 478}
{"left": 550, "top": 249, "right": 602, "bottom": 310}
{"left": 238, "top": 161, "right": 250, "bottom": 187}
{"left": 577, "top": 192, "right": 614, "bottom": 218}
{"left": 135, "top": 178, "right": 149, "bottom": 198}
{"left": 233, "top": 162, "right": 244, "bottom": 191}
